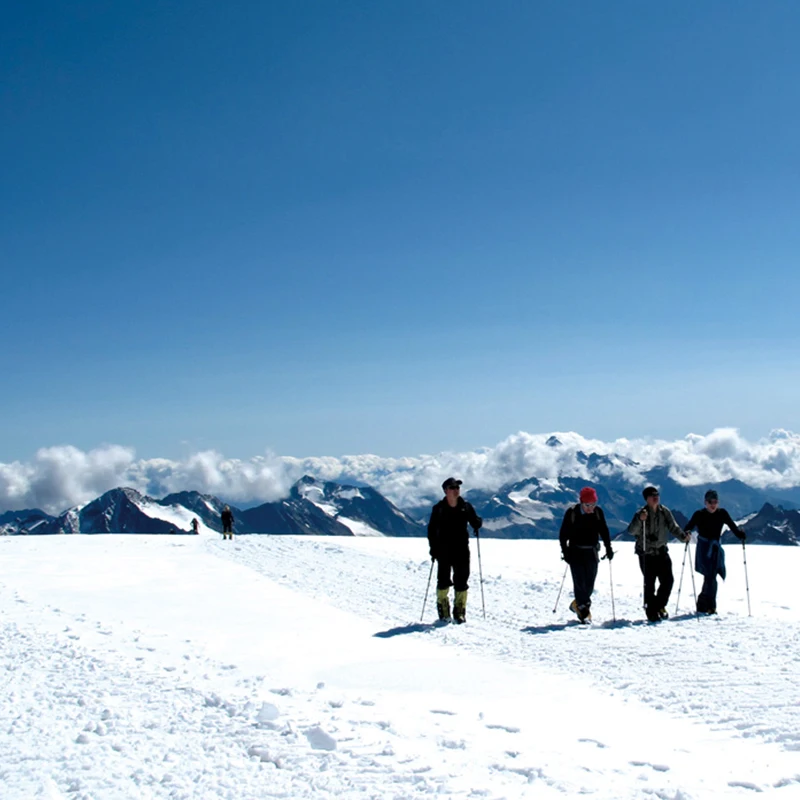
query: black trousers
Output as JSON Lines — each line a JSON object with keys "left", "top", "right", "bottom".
{"left": 638, "top": 550, "right": 674, "bottom": 614}
{"left": 437, "top": 550, "right": 470, "bottom": 592}
{"left": 223, "top": 521, "right": 233, "bottom": 533}
{"left": 569, "top": 548, "right": 599, "bottom": 609}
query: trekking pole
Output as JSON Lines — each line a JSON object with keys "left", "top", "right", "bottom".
{"left": 552, "top": 564, "right": 568, "bottom": 613}
{"left": 420, "top": 559, "right": 435, "bottom": 622}
{"left": 742, "top": 541, "right": 752, "bottom": 617}
{"left": 476, "top": 531, "right": 486, "bottom": 619}
{"left": 608, "top": 555, "right": 616, "bottom": 622}
{"left": 675, "top": 540, "right": 689, "bottom": 615}
{"left": 687, "top": 538, "right": 699, "bottom": 618}
{"left": 642, "top": 515, "right": 648, "bottom": 615}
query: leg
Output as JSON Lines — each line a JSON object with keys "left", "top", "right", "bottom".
{"left": 436, "top": 558, "right": 453, "bottom": 620}
{"left": 571, "top": 551, "right": 598, "bottom": 611}
{"left": 697, "top": 572, "right": 717, "bottom": 613}
{"left": 653, "top": 552, "right": 675, "bottom": 613}
{"left": 638, "top": 554, "right": 658, "bottom": 619}
{"left": 452, "top": 551, "right": 470, "bottom": 623}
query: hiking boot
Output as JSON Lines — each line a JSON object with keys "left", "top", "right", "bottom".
{"left": 453, "top": 590, "right": 467, "bottom": 624}
{"left": 578, "top": 605, "right": 592, "bottom": 623}
{"left": 569, "top": 599, "right": 579, "bottom": 616}
{"left": 646, "top": 607, "right": 660, "bottom": 622}
{"left": 658, "top": 608, "right": 669, "bottom": 620}
{"left": 436, "top": 589, "right": 451, "bottom": 621}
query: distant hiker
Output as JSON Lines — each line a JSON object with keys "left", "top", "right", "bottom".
{"left": 559, "top": 487, "right": 613, "bottom": 623}
{"left": 221, "top": 505, "right": 234, "bottom": 540}
{"left": 684, "top": 490, "right": 746, "bottom": 614}
{"left": 427, "top": 477, "right": 482, "bottom": 623}
{"left": 628, "top": 486, "right": 691, "bottom": 622}
{"left": 191, "top": 517, "right": 199, "bottom": 534}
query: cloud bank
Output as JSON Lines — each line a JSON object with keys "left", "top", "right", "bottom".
{"left": 2, "top": 428, "right": 800, "bottom": 515}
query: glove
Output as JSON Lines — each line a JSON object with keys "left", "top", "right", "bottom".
{"left": 429, "top": 551, "right": 438, "bottom": 562}
{"left": 604, "top": 547, "right": 614, "bottom": 561}
{"left": 735, "top": 530, "right": 746, "bottom": 541}
{"left": 561, "top": 550, "right": 571, "bottom": 564}
{"left": 681, "top": 531, "right": 692, "bottom": 543}
{"left": 473, "top": 518, "right": 483, "bottom": 532}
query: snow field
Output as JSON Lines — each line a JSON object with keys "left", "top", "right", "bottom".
{"left": 1, "top": 534, "right": 799, "bottom": 799}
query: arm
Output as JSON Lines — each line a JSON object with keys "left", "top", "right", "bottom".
{"left": 559, "top": 509, "right": 570, "bottom": 553}
{"left": 597, "top": 507, "right": 612, "bottom": 551}
{"left": 684, "top": 511, "right": 700, "bottom": 533}
{"left": 627, "top": 509, "right": 644, "bottom": 536}
{"left": 427, "top": 507, "right": 440, "bottom": 558}
{"left": 466, "top": 502, "right": 483, "bottom": 534}
{"left": 721, "top": 509, "right": 746, "bottom": 539}
{"left": 663, "top": 507, "right": 689, "bottom": 541}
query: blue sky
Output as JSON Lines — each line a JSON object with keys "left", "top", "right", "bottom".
{"left": 3, "top": 1, "right": 800, "bottom": 461}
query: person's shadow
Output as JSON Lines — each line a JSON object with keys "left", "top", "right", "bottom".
{"left": 373, "top": 621, "right": 451, "bottom": 638}
{"left": 521, "top": 612, "right": 699, "bottom": 635}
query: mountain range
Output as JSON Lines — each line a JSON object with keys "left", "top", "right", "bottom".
{"left": 0, "top": 477, "right": 425, "bottom": 539}
{"left": 2, "top": 457, "right": 800, "bottom": 544}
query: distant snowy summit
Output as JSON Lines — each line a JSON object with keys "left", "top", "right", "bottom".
{"left": 2, "top": 466, "right": 800, "bottom": 542}
{"left": 0, "top": 477, "right": 425, "bottom": 538}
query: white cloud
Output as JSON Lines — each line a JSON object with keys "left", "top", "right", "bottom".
{"left": 3, "top": 428, "right": 800, "bottom": 515}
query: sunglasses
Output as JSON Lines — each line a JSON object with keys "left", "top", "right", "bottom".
{"left": 581, "top": 502, "right": 597, "bottom": 508}
{"left": 445, "top": 485, "right": 461, "bottom": 491}
{"left": 706, "top": 499, "right": 718, "bottom": 505}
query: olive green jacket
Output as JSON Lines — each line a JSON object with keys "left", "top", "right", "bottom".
{"left": 627, "top": 504, "right": 688, "bottom": 555}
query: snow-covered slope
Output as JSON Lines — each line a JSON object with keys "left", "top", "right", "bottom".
{"left": 2, "top": 534, "right": 799, "bottom": 798}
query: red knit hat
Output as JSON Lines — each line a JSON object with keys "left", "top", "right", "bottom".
{"left": 579, "top": 487, "right": 598, "bottom": 504}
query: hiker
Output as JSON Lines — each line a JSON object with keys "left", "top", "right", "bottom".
{"left": 427, "top": 477, "right": 482, "bottom": 623}
{"left": 628, "top": 486, "right": 691, "bottom": 621}
{"left": 559, "top": 487, "right": 613, "bottom": 623}
{"left": 221, "top": 505, "right": 234, "bottom": 540}
{"left": 684, "top": 490, "right": 746, "bottom": 614}
{"left": 191, "top": 517, "right": 199, "bottom": 534}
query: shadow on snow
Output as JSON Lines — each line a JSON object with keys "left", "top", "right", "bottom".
{"left": 373, "top": 621, "right": 451, "bottom": 638}
{"left": 521, "top": 612, "right": 699, "bottom": 635}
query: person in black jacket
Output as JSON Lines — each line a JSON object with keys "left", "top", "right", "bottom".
{"left": 559, "top": 487, "right": 613, "bottom": 623}
{"left": 684, "top": 489, "right": 746, "bottom": 614}
{"left": 427, "top": 477, "right": 482, "bottom": 623}
{"left": 221, "top": 505, "right": 234, "bottom": 540}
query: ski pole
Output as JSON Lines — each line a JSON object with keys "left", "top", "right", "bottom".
{"left": 420, "top": 559, "right": 435, "bottom": 622}
{"left": 687, "top": 539, "right": 698, "bottom": 618}
{"left": 607, "top": 555, "right": 616, "bottom": 622}
{"left": 675, "top": 540, "right": 689, "bottom": 615}
{"left": 642, "top": 515, "right": 648, "bottom": 615}
{"left": 552, "top": 564, "right": 568, "bottom": 613}
{"left": 742, "top": 541, "right": 751, "bottom": 617}
{"left": 476, "top": 531, "right": 486, "bottom": 620}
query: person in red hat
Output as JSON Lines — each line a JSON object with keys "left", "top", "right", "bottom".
{"left": 558, "top": 486, "right": 613, "bottom": 623}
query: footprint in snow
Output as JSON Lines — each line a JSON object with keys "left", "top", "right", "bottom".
{"left": 728, "top": 780, "right": 763, "bottom": 791}
{"left": 578, "top": 738, "right": 608, "bottom": 748}
{"left": 486, "top": 723, "right": 521, "bottom": 734}
{"left": 430, "top": 709, "right": 457, "bottom": 716}
{"left": 629, "top": 760, "right": 670, "bottom": 772}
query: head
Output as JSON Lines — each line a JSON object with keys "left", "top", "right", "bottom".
{"left": 642, "top": 486, "right": 660, "bottom": 509}
{"left": 579, "top": 486, "right": 598, "bottom": 512}
{"left": 442, "top": 477, "right": 462, "bottom": 505}
{"left": 704, "top": 490, "right": 719, "bottom": 512}
{"left": 223, "top": 505, "right": 230, "bottom": 512}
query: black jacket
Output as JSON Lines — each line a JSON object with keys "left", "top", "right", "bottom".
{"left": 221, "top": 509, "right": 234, "bottom": 527}
{"left": 559, "top": 504, "right": 612, "bottom": 554}
{"left": 427, "top": 497, "right": 482, "bottom": 558}
{"left": 684, "top": 508, "right": 744, "bottom": 541}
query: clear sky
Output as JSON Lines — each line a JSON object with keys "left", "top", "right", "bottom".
{"left": 3, "top": 1, "right": 800, "bottom": 462}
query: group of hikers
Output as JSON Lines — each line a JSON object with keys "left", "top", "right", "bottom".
{"left": 427, "top": 478, "right": 746, "bottom": 625}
